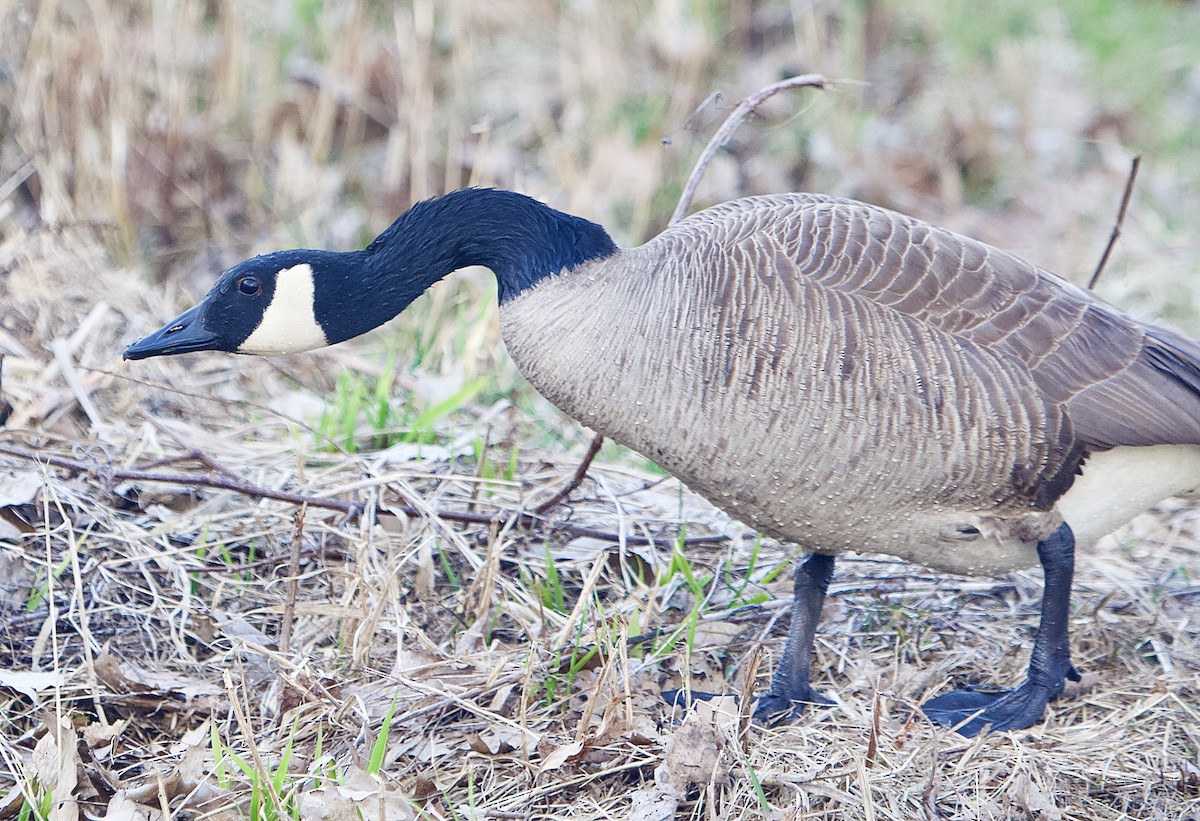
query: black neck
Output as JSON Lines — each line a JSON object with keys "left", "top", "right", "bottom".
{"left": 314, "top": 190, "right": 614, "bottom": 340}
{"left": 315, "top": 189, "right": 618, "bottom": 344}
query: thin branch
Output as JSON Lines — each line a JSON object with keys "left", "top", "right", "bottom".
{"left": 0, "top": 442, "right": 360, "bottom": 514}
{"left": 1089, "top": 154, "right": 1141, "bottom": 290}
{"left": 278, "top": 506, "right": 305, "bottom": 655}
{"left": 137, "top": 447, "right": 246, "bottom": 482}
{"left": 0, "top": 442, "right": 728, "bottom": 548}
{"left": 533, "top": 433, "right": 605, "bottom": 514}
{"left": 670, "top": 73, "right": 827, "bottom": 226}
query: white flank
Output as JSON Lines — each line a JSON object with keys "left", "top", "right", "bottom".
{"left": 238, "top": 264, "right": 329, "bottom": 355}
{"left": 1058, "top": 443, "right": 1200, "bottom": 547}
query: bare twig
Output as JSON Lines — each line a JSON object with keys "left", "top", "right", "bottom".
{"left": 0, "top": 442, "right": 360, "bottom": 515}
{"left": 137, "top": 447, "right": 245, "bottom": 482}
{"left": 278, "top": 506, "right": 305, "bottom": 655}
{"left": 670, "top": 73, "right": 827, "bottom": 226}
{"left": 0, "top": 442, "right": 728, "bottom": 548}
{"left": 664, "top": 90, "right": 725, "bottom": 146}
{"left": 533, "top": 433, "right": 604, "bottom": 514}
{"left": 1089, "top": 154, "right": 1141, "bottom": 290}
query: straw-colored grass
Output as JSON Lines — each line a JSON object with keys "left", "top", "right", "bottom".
{"left": 2, "top": 1, "right": 1200, "bottom": 819}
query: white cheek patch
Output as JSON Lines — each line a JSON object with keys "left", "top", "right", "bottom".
{"left": 238, "top": 264, "right": 329, "bottom": 355}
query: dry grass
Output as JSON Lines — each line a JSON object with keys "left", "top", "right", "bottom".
{"left": 2, "top": 1, "right": 1200, "bottom": 819}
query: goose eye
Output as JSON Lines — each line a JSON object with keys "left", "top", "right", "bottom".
{"left": 238, "top": 276, "right": 262, "bottom": 296}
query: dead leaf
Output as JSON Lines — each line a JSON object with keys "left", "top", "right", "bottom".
{"left": 628, "top": 786, "right": 680, "bottom": 821}
{"left": 470, "top": 724, "right": 540, "bottom": 755}
{"left": 296, "top": 766, "right": 416, "bottom": 821}
{"left": 593, "top": 705, "right": 660, "bottom": 747}
{"left": 0, "top": 669, "right": 64, "bottom": 702}
{"left": 0, "top": 469, "right": 42, "bottom": 506}
{"left": 655, "top": 700, "right": 734, "bottom": 795}
{"left": 688, "top": 619, "right": 746, "bottom": 649}
{"left": 538, "top": 739, "right": 585, "bottom": 773}
{"left": 1008, "top": 771, "right": 1062, "bottom": 821}
{"left": 411, "top": 735, "right": 458, "bottom": 763}
{"left": 295, "top": 789, "right": 360, "bottom": 821}
{"left": 693, "top": 695, "right": 740, "bottom": 736}
{"left": 93, "top": 792, "right": 162, "bottom": 820}
{"left": 121, "top": 721, "right": 235, "bottom": 817}
{"left": 0, "top": 542, "right": 35, "bottom": 610}
{"left": 32, "top": 722, "right": 80, "bottom": 821}
{"left": 94, "top": 651, "right": 223, "bottom": 702}
{"left": 0, "top": 779, "right": 31, "bottom": 817}
{"left": 81, "top": 719, "right": 129, "bottom": 749}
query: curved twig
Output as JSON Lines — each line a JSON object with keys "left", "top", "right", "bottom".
{"left": 533, "top": 433, "right": 604, "bottom": 514}
{"left": 670, "top": 73, "right": 827, "bottom": 226}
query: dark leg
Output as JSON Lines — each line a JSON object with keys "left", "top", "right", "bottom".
{"left": 753, "top": 552, "right": 836, "bottom": 724}
{"left": 922, "top": 522, "right": 1082, "bottom": 736}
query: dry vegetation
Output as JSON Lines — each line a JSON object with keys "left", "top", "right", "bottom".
{"left": 2, "top": 0, "right": 1200, "bottom": 819}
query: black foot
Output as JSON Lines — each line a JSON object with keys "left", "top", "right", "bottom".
{"left": 925, "top": 522, "right": 1082, "bottom": 737}
{"left": 753, "top": 553, "right": 837, "bottom": 726}
{"left": 923, "top": 667, "right": 1078, "bottom": 737}
{"left": 752, "top": 683, "right": 834, "bottom": 726}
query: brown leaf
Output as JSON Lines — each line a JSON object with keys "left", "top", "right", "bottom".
{"left": 32, "top": 723, "right": 80, "bottom": 821}
{"left": 81, "top": 719, "right": 129, "bottom": 750}
{"left": 296, "top": 766, "right": 416, "bottom": 821}
{"left": 470, "top": 723, "right": 540, "bottom": 755}
{"left": 628, "top": 786, "right": 680, "bottom": 821}
{"left": 1008, "top": 772, "right": 1062, "bottom": 821}
{"left": 655, "top": 700, "right": 734, "bottom": 794}
{"left": 538, "top": 739, "right": 585, "bottom": 773}
{"left": 119, "top": 721, "right": 234, "bottom": 817}
{"left": 93, "top": 792, "right": 161, "bottom": 820}
{"left": 94, "top": 651, "right": 223, "bottom": 701}
{"left": 0, "top": 541, "right": 36, "bottom": 611}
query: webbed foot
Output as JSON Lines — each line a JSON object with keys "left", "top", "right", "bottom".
{"left": 923, "top": 664, "right": 1080, "bottom": 736}
{"left": 753, "top": 683, "right": 835, "bottom": 725}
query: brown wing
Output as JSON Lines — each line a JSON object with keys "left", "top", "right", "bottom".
{"left": 691, "top": 194, "right": 1200, "bottom": 452}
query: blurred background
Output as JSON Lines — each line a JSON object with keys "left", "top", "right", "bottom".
{"left": 4, "top": 0, "right": 1200, "bottom": 357}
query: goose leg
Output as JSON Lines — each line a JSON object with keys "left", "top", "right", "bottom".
{"left": 922, "top": 522, "right": 1081, "bottom": 736}
{"left": 753, "top": 552, "right": 836, "bottom": 724}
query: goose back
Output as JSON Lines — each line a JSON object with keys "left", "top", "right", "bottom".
{"left": 500, "top": 194, "right": 1200, "bottom": 575}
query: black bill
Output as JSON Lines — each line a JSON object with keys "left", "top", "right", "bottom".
{"left": 123, "top": 304, "right": 219, "bottom": 360}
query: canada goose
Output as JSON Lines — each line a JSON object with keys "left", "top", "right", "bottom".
{"left": 125, "top": 188, "right": 1200, "bottom": 736}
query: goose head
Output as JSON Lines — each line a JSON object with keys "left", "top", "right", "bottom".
{"left": 125, "top": 252, "right": 332, "bottom": 359}
{"left": 124, "top": 189, "right": 617, "bottom": 361}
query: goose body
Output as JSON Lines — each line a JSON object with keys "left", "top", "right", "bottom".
{"left": 125, "top": 188, "right": 1200, "bottom": 735}
{"left": 500, "top": 194, "right": 1200, "bottom": 575}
